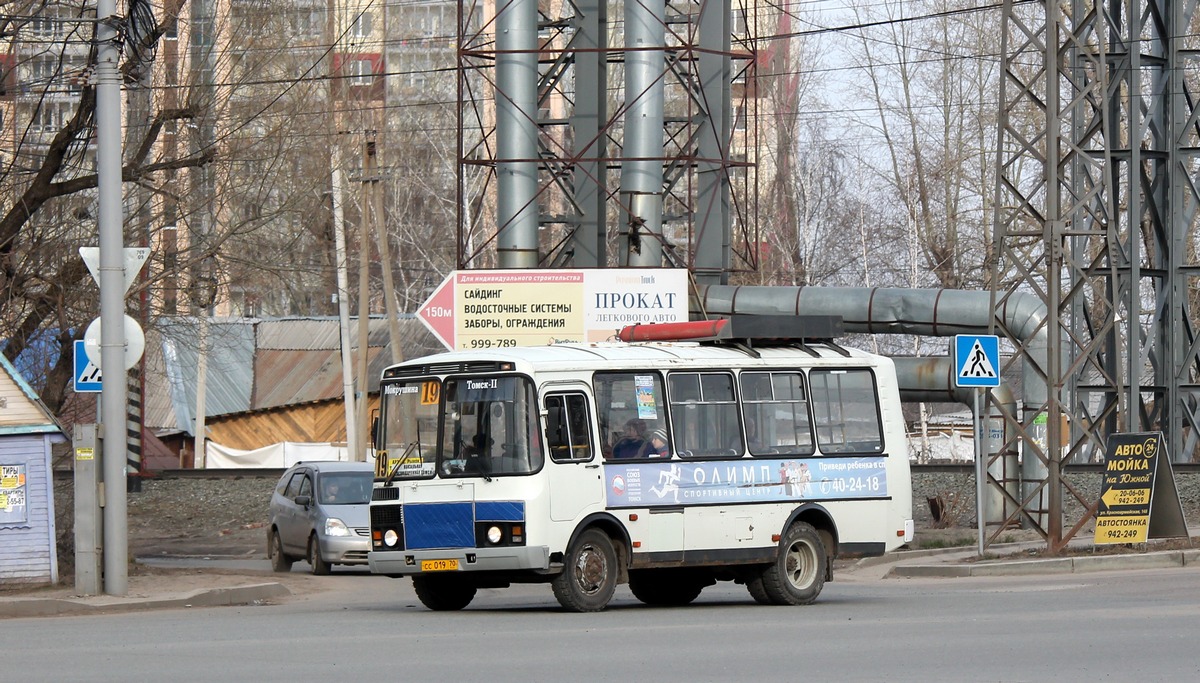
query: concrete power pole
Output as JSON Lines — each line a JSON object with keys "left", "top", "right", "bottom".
{"left": 96, "top": 0, "right": 128, "bottom": 596}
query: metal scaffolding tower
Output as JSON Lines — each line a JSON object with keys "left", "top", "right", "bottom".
{"left": 993, "top": 0, "right": 1200, "bottom": 549}
{"left": 454, "top": 0, "right": 759, "bottom": 282}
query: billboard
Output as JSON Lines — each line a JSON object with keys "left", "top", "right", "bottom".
{"left": 417, "top": 269, "right": 689, "bottom": 350}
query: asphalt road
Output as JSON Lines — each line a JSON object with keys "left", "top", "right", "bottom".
{"left": 6, "top": 567, "right": 1199, "bottom": 682}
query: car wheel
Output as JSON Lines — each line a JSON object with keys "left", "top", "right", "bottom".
{"left": 308, "top": 534, "right": 332, "bottom": 575}
{"left": 756, "top": 522, "right": 826, "bottom": 605}
{"left": 412, "top": 576, "right": 477, "bottom": 611}
{"left": 268, "top": 528, "right": 293, "bottom": 573}
{"left": 551, "top": 528, "right": 618, "bottom": 612}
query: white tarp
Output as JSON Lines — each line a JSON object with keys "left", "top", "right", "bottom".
{"left": 205, "top": 441, "right": 369, "bottom": 468}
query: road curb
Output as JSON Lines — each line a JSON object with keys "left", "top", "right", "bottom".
{"left": 0, "top": 582, "right": 291, "bottom": 619}
{"left": 885, "top": 549, "right": 1198, "bottom": 579}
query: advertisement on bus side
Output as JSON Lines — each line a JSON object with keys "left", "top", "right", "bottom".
{"left": 604, "top": 456, "right": 888, "bottom": 506}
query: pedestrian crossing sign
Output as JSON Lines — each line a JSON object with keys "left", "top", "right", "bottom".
{"left": 73, "top": 339, "right": 102, "bottom": 392}
{"left": 953, "top": 334, "right": 1000, "bottom": 388}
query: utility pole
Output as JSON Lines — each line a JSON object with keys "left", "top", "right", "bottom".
{"left": 96, "top": 0, "right": 128, "bottom": 595}
{"left": 356, "top": 135, "right": 372, "bottom": 461}
{"left": 329, "top": 0, "right": 360, "bottom": 462}
{"left": 333, "top": 151, "right": 358, "bottom": 462}
{"left": 366, "top": 135, "right": 404, "bottom": 364}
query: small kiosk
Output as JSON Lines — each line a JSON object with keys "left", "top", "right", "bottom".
{"left": 0, "top": 355, "right": 65, "bottom": 587}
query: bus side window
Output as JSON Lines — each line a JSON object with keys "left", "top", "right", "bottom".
{"left": 669, "top": 372, "right": 741, "bottom": 458}
{"left": 595, "top": 372, "right": 667, "bottom": 460}
{"left": 546, "top": 402, "right": 568, "bottom": 459}
{"left": 545, "top": 393, "right": 593, "bottom": 463}
{"left": 810, "top": 368, "right": 883, "bottom": 454}
{"left": 740, "top": 371, "right": 814, "bottom": 456}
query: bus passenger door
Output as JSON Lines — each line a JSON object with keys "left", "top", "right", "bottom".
{"left": 544, "top": 391, "right": 604, "bottom": 522}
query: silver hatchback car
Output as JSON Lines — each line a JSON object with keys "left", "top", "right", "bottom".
{"left": 266, "top": 461, "right": 375, "bottom": 574}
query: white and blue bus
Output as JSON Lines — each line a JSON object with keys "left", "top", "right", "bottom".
{"left": 368, "top": 316, "right": 913, "bottom": 611}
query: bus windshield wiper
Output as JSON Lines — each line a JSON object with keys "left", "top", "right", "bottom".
{"left": 383, "top": 441, "right": 419, "bottom": 487}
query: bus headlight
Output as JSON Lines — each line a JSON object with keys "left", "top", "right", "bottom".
{"left": 384, "top": 529, "right": 399, "bottom": 547}
{"left": 486, "top": 526, "right": 503, "bottom": 544}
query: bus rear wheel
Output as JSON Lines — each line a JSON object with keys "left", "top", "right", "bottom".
{"left": 754, "top": 522, "right": 826, "bottom": 605}
{"left": 629, "top": 570, "right": 705, "bottom": 607}
{"left": 413, "top": 576, "right": 477, "bottom": 611}
{"left": 552, "top": 529, "right": 618, "bottom": 612}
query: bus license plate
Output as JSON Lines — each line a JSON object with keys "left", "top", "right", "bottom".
{"left": 421, "top": 559, "right": 459, "bottom": 572}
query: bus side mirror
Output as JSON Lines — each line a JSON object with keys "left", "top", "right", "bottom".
{"left": 371, "top": 411, "right": 380, "bottom": 450}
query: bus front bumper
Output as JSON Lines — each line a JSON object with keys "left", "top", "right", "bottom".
{"left": 368, "top": 545, "right": 551, "bottom": 576}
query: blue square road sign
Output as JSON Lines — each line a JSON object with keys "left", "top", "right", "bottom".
{"left": 73, "top": 339, "right": 102, "bottom": 392}
{"left": 954, "top": 334, "right": 1000, "bottom": 388}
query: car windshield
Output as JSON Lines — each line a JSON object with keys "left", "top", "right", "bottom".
{"left": 317, "top": 472, "right": 373, "bottom": 505}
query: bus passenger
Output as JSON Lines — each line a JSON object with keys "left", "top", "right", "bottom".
{"left": 731, "top": 417, "right": 762, "bottom": 453}
{"left": 648, "top": 428, "right": 670, "bottom": 457}
{"left": 745, "top": 417, "right": 763, "bottom": 452}
{"left": 612, "top": 419, "right": 649, "bottom": 458}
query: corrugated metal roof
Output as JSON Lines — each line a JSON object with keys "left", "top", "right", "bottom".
{"left": 253, "top": 347, "right": 392, "bottom": 408}
{"left": 143, "top": 317, "right": 444, "bottom": 432}
{"left": 144, "top": 319, "right": 255, "bottom": 432}
{"left": 257, "top": 316, "right": 400, "bottom": 350}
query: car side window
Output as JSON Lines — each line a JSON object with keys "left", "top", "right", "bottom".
{"left": 283, "top": 472, "right": 303, "bottom": 498}
{"left": 298, "top": 475, "right": 313, "bottom": 499}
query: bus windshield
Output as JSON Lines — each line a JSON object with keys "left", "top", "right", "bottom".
{"left": 379, "top": 380, "right": 441, "bottom": 478}
{"left": 378, "top": 375, "right": 542, "bottom": 479}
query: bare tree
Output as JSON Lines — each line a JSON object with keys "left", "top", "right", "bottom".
{"left": 0, "top": 0, "right": 354, "bottom": 412}
{"left": 0, "top": 0, "right": 213, "bottom": 411}
{"left": 844, "top": 0, "right": 1000, "bottom": 290}
{"left": 749, "top": 8, "right": 897, "bottom": 289}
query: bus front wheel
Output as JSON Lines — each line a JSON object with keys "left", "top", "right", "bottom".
{"left": 413, "top": 576, "right": 477, "bottom": 611}
{"left": 552, "top": 528, "right": 618, "bottom": 612}
{"left": 751, "top": 522, "right": 826, "bottom": 605}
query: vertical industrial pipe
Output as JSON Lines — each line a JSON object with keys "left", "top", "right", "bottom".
{"left": 621, "top": 0, "right": 666, "bottom": 266}
{"left": 496, "top": 0, "right": 540, "bottom": 268}
{"left": 568, "top": 0, "right": 609, "bottom": 267}
{"left": 694, "top": 0, "right": 731, "bottom": 283}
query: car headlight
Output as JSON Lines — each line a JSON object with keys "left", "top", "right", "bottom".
{"left": 324, "top": 518, "right": 350, "bottom": 537}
